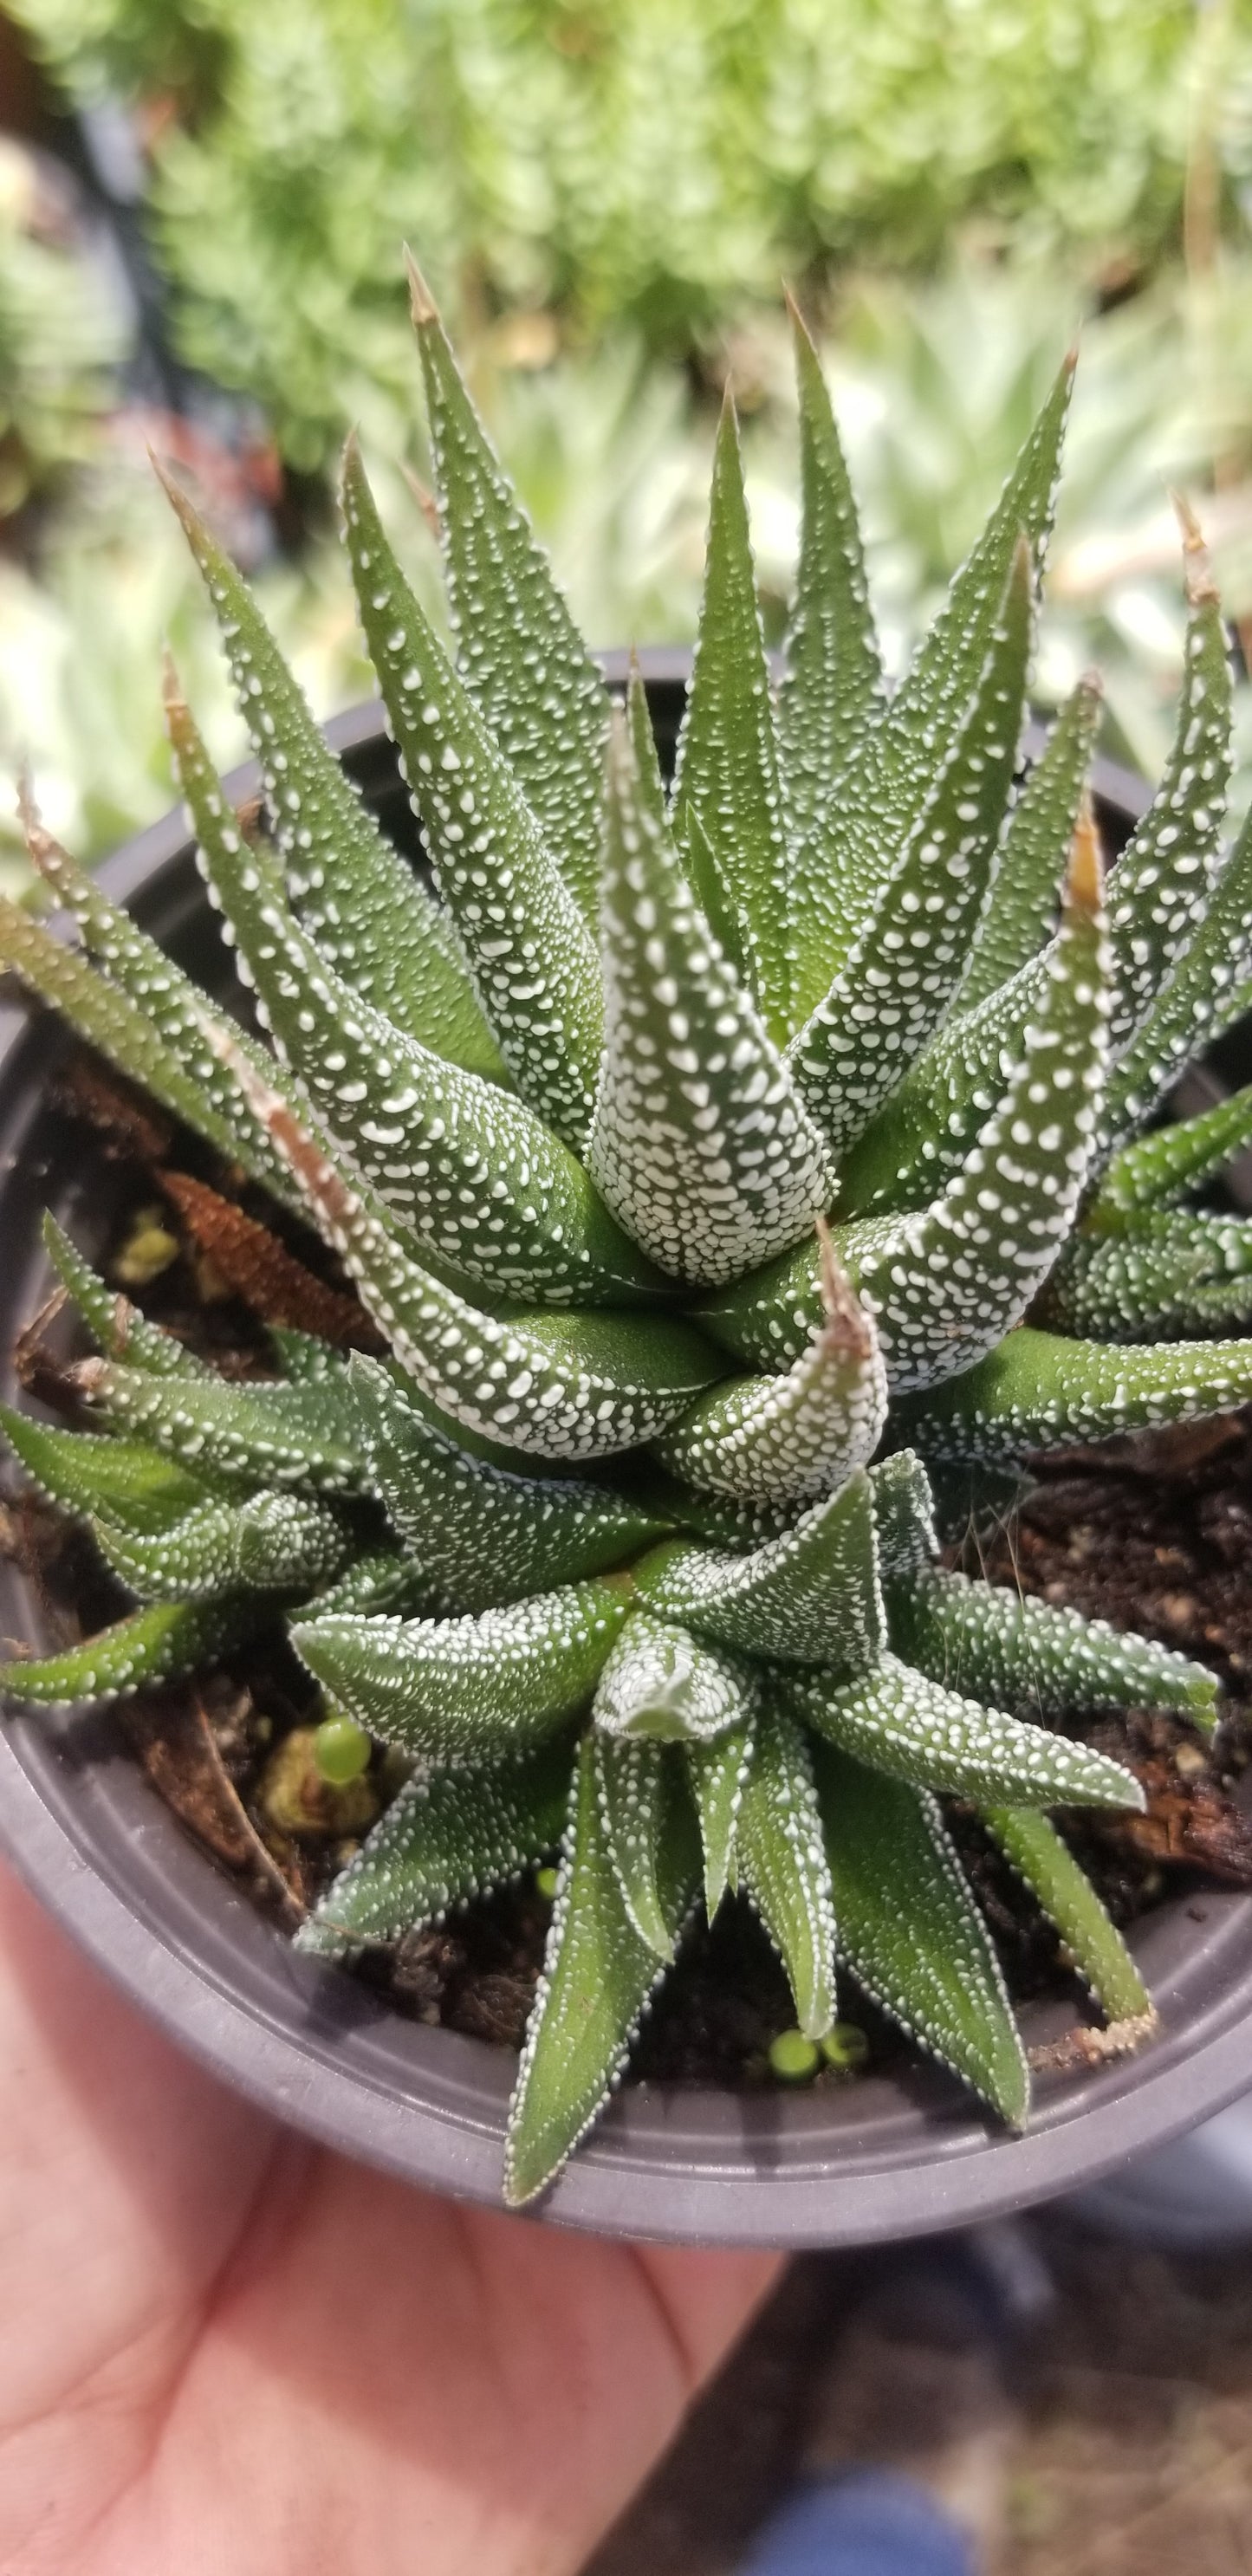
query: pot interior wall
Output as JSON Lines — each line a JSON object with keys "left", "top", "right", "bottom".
{"left": 3, "top": 675, "right": 1252, "bottom": 2248}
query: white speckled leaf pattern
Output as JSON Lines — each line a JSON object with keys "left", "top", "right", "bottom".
{"left": 671, "top": 400, "right": 792, "bottom": 1036}
{"left": 94, "top": 1489, "right": 351, "bottom": 1604}
{"left": 980, "top": 1807, "right": 1151, "bottom": 2024}
{"left": 350, "top": 1353, "right": 667, "bottom": 1608}
{"left": 840, "top": 814, "right": 1110, "bottom": 1390}
{"left": 736, "top": 1699, "right": 837, "bottom": 2039}
{"left": 588, "top": 706, "right": 831, "bottom": 1288}
{"left": 1104, "top": 535, "right": 1230, "bottom": 1051}
{"left": 799, "top": 1652, "right": 1145, "bottom": 1809}
{"left": 162, "top": 476, "right": 500, "bottom": 1074}
{"left": 1095, "top": 1080, "right": 1252, "bottom": 1218}
{"left": 292, "top": 1577, "right": 631, "bottom": 1763}
{"left": 1039, "top": 1208, "right": 1252, "bottom": 1342}
{"left": 299, "top": 1736, "right": 573, "bottom": 1957}
{"left": 0, "top": 891, "right": 302, "bottom": 1217}
{"left": 788, "top": 538, "right": 1033, "bottom": 1156}
{"left": 687, "top": 1716, "right": 755, "bottom": 1917}
{"left": 635, "top": 1470, "right": 885, "bottom": 1671}
{"left": 409, "top": 263, "right": 608, "bottom": 926}
{"left": 868, "top": 1450, "right": 938, "bottom": 1580}
{"left": 342, "top": 442, "right": 602, "bottom": 1147}
{"left": 174, "top": 687, "right": 658, "bottom": 1307}
{"left": 778, "top": 301, "right": 885, "bottom": 858}
{"left": 814, "top": 1741, "right": 1028, "bottom": 2123}
{"left": 591, "top": 1609, "right": 750, "bottom": 1743}
{"left": 504, "top": 1733, "right": 698, "bottom": 2205}
{"left": 653, "top": 1232, "right": 886, "bottom": 1501}
{"left": 594, "top": 1732, "right": 677, "bottom": 1958}
{"left": 957, "top": 675, "right": 1102, "bottom": 1013}
{"left": 897, "top": 1324, "right": 1252, "bottom": 1464}
{"left": 42, "top": 1217, "right": 216, "bottom": 1381}
{"left": 219, "top": 1058, "right": 723, "bottom": 1460}
{"left": 887, "top": 1567, "right": 1217, "bottom": 1731}
{"left": 0, "top": 1405, "right": 217, "bottom": 1534}
{"left": 78, "top": 1359, "right": 370, "bottom": 1494}
{"left": 0, "top": 1597, "right": 262, "bottom": 1703}
{"left": 1101, "top": 801, "right": 1252, "bottom": 1148}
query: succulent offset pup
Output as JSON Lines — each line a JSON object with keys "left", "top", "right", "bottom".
{"left": 3, "top": 260, "right": 1250, "bottom": 2206}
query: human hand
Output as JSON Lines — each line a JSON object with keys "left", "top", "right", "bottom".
{"left": 0, "top": 1863, "right": 778, "bottom": 2576}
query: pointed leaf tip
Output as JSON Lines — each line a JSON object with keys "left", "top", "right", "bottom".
{"left": 1171, "top": 489, "right": 1219, "bottom": 607}
{"left": 404, "top": 244, "right": 438, "bottom": 326}
{"left": 1067, "top": 793, "right": 1104, "bottom": 915}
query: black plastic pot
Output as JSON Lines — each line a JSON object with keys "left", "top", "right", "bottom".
{"left": 3, "top": 655, "right": 1252, "bottom": 2249}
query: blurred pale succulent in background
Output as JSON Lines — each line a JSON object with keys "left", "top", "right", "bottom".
{"left": 11, "top": 0, "right": 1250, "bottom": 470}
{"left": 0, "top": 132, "right": 125, "bottom": 518}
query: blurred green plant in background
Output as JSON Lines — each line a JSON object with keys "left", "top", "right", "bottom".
{"left": 11, "top": 0, "right": 1251, "bottom": 469}
{"left": 0, "top": 130, "right": 123, "bottom": 518}
{"left": 3, "top": 0, "right": 1252, "bottom": 884}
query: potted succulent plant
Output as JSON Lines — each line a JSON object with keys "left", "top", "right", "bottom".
{"left": 3, "top": 258, "right": 1252, "bottom": 2245}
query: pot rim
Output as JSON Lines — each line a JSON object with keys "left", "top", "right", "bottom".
{"left": 3, "top": 672, "right": 1248, "bottom": 2254}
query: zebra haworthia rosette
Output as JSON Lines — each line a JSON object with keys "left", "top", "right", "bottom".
{"left": 1, "top": 270, "right": 1245, "bottom": 2208}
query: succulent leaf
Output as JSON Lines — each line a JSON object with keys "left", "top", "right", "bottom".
{"left": 980, "top": 1806, "right": 1152, "bottom": 2025}
{"left": 704, "top": 815, "right": 1107, "bottom": 1386}
{"left": 1038, "top": 1209, "right": 1252, "bottom": 1342}
{"left": 869, "top": 1450, "right": 938, "bottom": 1579}
{"left": 269, "top": 1327, "right": 347, "bottom": 1384}
{"left": 840, "top": 808, "right": 1110, "bottom": 1389}
{"left": 42, "top": 1216, "right": 213, "bottom": 1381}
{"left": 687, "top": 1716, "right": 755, "bottom": 1917}
{"left": 814, "top": 1742, "right": 1028, "bottom": 2123}
{"left": 16, "top": 799, "right": 309, "bottom": 1214}
{"left": 736, "top": 1699, "right": 837, "bottom": 2039}
{"left": 342, "top": 438, "right": 602, "bottom": 1147}
{"left": 227, "top": 1058, "right": 724, "bottom": 1460}
{"left": 588, "top": 705, "right": 831, "bottom": 1288}
{"left": 0, "top": 898, "right": 302, "bottom": 1215}
{"left": 591, "top": 1609, "right": 750, "bottom": 1743}
{"left": 350, "top": 1353, "right": 669, "bottom": 1608}
{"left": 1103, "top": 509, "right": 1231, "bottom": 1051}
{"left": 654, "top": 1228, "right": 886, "bottom": 1502}
{"left": 778, "top": 297, "right": 885, "bottom": 855}
{"left": 897, "top": 1324, "right": 1252, "bottom": 1465}
{"left": 75, "top": 1358, "right": 369, "bottom": 1495}
{"left": 957, "top": 675, "right": 1102, "bottom": 1012}
{"left": 671, "top": 398, "right": 791, "bottom": 1035}
{"left": 406, "top": 256, "right": 608, "bottom": 926}
{"left": 94, "top": 1489, "right": 354, "bottom": 1605}
{"left": 796, "top": 1652, "right": 1145, "bottom": 1809}
{"left": 172, "top": 680, "right": 660, "bottom": 1308}
{"left": 886, "top": 1567, "right": 1218, "bottom": 1732}
{"left": 885, "top": 354, "right": 1072, "bottom": 790}
{"left": 1102, "top": 799, "right": 1252, "bottom": 1148}
{"left": 594, "top": 1732, "right": 678, "bottom": 1959}
{"left": 290, "top": 1577, "right": 632, "bottom": 1764}
{"left": 635, "top": 1470, "right": 884, "bottom": 1671}
{"left": 160, "top": 469, "right": 500, "bottom": 1075}
{"left": 0, "top": 1597, "right": 261, "bottom": 1703}
{"left": 504, "top": 1731, "right": 698, "bottom": 2206}
{"left": 0, "top": 1405, "right": 222, "bottom": 1533}
{"left": 836, "top": 947, "right": 1046, "bottom": 1220}
{"left": 1094, "top": 1081, "right": 1252, "bottom": 1220}
{"left": 306, "top": 1548, "right": 435, "bottom": 1619}
{"left": 788, "top": 535, "right": 1034, "bottom": 1156}
{"left": 299, "top": 1734, "right": 573, "bottom": 1957}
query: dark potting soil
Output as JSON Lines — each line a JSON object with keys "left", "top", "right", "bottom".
{"left": 6, "top": 1045, "right": 1252, "bottom": 2099}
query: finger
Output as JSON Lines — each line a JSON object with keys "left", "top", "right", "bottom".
{"left": 0, "top": 1860, "right": 282, "bottom": 2548}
